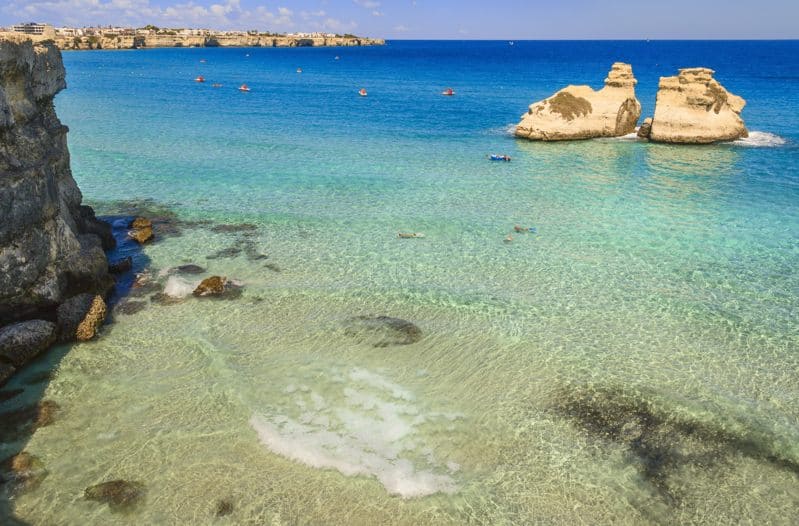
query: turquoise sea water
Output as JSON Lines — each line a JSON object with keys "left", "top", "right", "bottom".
{"left": 3, "top": 41, "right": 799, "bottom": 524}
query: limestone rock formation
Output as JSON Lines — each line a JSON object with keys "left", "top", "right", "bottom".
{"left": 516, "top": 63, "right": 641, "bottom": 141}
{"left": 648, "top": 68, "right": 747, "bottom": 144}
{"left": 0, "top": 36, "right": 112, "bottom": 326}
{"left": 638, "top": 117, "right": 653, "bottom": 139}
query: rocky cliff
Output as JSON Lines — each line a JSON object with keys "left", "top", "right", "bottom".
{"left": 0, "top": 34, "right": 113, "bottom": 383}
{"left": 54, "top": 34, "right": 385, "bottom": 51}
{"left": 515, "top": 63, "right": 641, "bottom": 141}
{"left": 645, "top": 68, "right": 748, "bottom": 144}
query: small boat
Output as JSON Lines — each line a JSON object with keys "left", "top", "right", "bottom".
{"left": 297, "top": 67, "right": 302, "bottom": 73}
{"left": 504, "top": 234, "right": 513, "bottom": 243}
{"left": 199, "top": 59, "right": 207, "bottom": 63}
{"left": 211, "top": 83, "right": 223, "bottom": 88}
{"left": 489, "top": 154, "right": 511, "bottom": 162}
{"left": 194, "top": 75, "right": 205, "bottom": 82}
{"left": 509, "top": 41, "right": 515, "bottom": 46}
{"left": 441, "top": 87, "right": 455, "bottom": 96}
{"left": 239, "top": 84, "right": 251, "bottom": 92}
{"left": 359, "top": 88, "right": 368, "bottom": 97}
{"left": 335, "top": 56, "right": 340, "bottom": 60}
{"left": 398, "top": 232, "right": 425, "bottom": 239}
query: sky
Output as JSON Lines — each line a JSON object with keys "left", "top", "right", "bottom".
{"left": 2, "top": 0, "right": 797, "bottom": 40}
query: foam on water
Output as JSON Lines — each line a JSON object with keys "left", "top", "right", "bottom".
{"left": 250, "top": 367, "right": 460, "bottom": 498}
{"left": 163, "top": 275, "right": 198, "bottom": 298}
{"left": 732, "top": 131, "right": 787, "bottom": 147}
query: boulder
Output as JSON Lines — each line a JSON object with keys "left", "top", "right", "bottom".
{"left": 84, "top": 480, "right": 146, "bottom": 511}
{"left": 108, "top": 256, "right": 132, "bottom": 274}
{"left": 0, "top": 320, "right": 57, "bottom": 367}
{"left": 129, "top": 226, "right": 153, "bottom": 244}
{"left": 0, "top": 363, "right": 15, "bottom": 386}
{"left": 193, "top": 276, "right": 226, "bottom": 297}
{"left": 637, "top": 117, "right": 653, "bottom": 139}
{"left": 516, "top": 63, "right": 641, "bottom": 141}
{"left": 175, "top": 264, "right": 205, "bottom": 274}
{"left": 649, "top": 68, "right": 747, "bottom": 144}
{"left": 56, "top": 293, "right": 106, "bottom": 342}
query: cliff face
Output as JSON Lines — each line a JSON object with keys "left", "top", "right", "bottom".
{"left": 0, "top": 35, "right": 112, "bottom": 325}
{"left": 515, "top": 63, "right": 641, "bottom": 141}
{"left": 647, "top": 68, "right": 747, "bottom": 144}
{"left": 54, "top": 34, "right": 385, "bottom": 51}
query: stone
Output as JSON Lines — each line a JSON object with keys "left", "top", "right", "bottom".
{"left": 0, "top": 38, "right": 111, "bottom": 326}
{"left": 130, "top": 217, "right": 152, "bottom": 230}
{"left": 0, "top": 400, "right": 60, "bottom": 441}
{"left": 76, "top": 296, "right": 106, "bottom": 341}
{"left": 0, "top": 320, "right": 56, "bottom": 367}
{"left": 516, "top": 63, "right": 641, "bottom": 141}
{"left": 129, "top": 226, "right": 154, "bottom": 244}
{"left": 0, "top": 451, "right": 48, "bottom": 494}
{"left": 84, "top": 480, "right": 146, "bottom": 512}
{"left": 215, "top": 499, "right": 234, "bottom": 517}
{"left": 108, "top": 256, "right": 133, "bottom": 274}
{"left": 175, "top": 264, "right": 205, "bottom": 274}
{"left": 210, "top": 223, "right": 257, "bottom": 233}
{"left": 56, "top": 293, "right": 106, "bottom": 342}
{"left": 193, "top": 276, "right": 227, "bottom": 297}
{"left": 637, "top": 117, "right": 653, "bottom": 139}
{"left": 649, "top": 67, "right": 748, "bottom": 144}
{"left": 344, "top": 316, "right": 423, "bottom": 347}
{"left": 115, "top": 300, "right": 146, "bottom": 315}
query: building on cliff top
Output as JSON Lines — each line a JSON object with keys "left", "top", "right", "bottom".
{"left": 12, "top": 22, "right": 55, "bottom": 38}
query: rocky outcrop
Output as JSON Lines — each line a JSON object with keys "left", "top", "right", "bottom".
{"left": 516, "top": 63, "right": 641, "bottom": 141}
{"left": 637, "top": 117, "right": 653, "bottom": 139}
{"left": 648, "top": 68, "right": 747, "bottom": 144}
{"left": 56, "top": 293, "right": 107, "bottom": 342}
{"left": 0, "top": 36, "right": 113, "bottom": 328}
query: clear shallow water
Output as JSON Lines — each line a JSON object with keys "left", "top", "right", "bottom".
{"left": 3, "top": 41, "right": 799, "bottom": 524}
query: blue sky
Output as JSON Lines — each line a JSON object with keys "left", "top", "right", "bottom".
{"left": 2, "top": 0, "right": 797, "bottom": 39}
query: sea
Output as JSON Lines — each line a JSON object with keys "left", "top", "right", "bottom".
{"left": 2, "top": 40, "right": 798, "bottom": 524}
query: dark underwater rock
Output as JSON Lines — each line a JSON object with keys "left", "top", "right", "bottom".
{"left": 175, "top": 264, "right": 205, "bottom": 275}
{"left": 210, "top": 223, "right": 257, "bottom": 234}
{"left": 84, "top": 479, "right": 146, "bottom": 512}
{"left": 0, "top": 400, "right": 60, "bottom": 442}
{"left": 215, "top": 498, "right": 234, "bottom": 517}
{"left": 108, "top": 256, "right": 133, "bottom": 274}
{"left": 344, "top": 316, "right": 423, "bottom": 347}
{"left": 115, "top": 300, "right": 146, "bottom": 315}
{"left": 0, "top": 451, "right": 48, "bottom": 494}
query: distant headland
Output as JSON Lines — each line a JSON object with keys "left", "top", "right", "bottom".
{"left": 3, "top": 22, "right": 385, "bottom": 50}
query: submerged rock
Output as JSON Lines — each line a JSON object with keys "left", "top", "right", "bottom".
{"left": 215, "top": 499, "right": 234, "bottom": 517}
{"left": 210, "top": 223, "right": 258, "bottom": 233}
{"left": 84, "top": 479, "right": 146, "bottom": 512}
{"left": 108, "top": 256, "right": 133, "bottom": 274}
{"left": 115, "top": 300, "right": 146, "bottom": 315}
{"left": 129, "top": 225, "right": 154, "bottom": 244}
{"left": 0, "top": 320, "right": 57, "bottom": 367}
{"left": 516, "top": 63, "right": 641, "bottom": 141}
{"left": 0, "top": 451, "right": 49, "bottom": 494}
{"left": 0, "top": 400, "right": 60, "bottom": 441}
{"left": 0, "top": 363, "right": 15, "bottom": 387}
{"left": 649, "top": 67, "right": 747, "bottom": 144}
{"left": 175, "top": 264, "right": 205, "bottom": 275}
{"left": 344, "top": 316, "right": 423, "bottom": 347}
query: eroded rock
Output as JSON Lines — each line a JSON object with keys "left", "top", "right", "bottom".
{"left": 516, "top": 63, "right": 641, "bottom": 141}
{"left": 56, "top": 293, "right": 107, "bottom": 342}
{"left": 108, "top": 256, "right": 133, "bottom": 274}
{"left": 649, "top": 67, "right": 747, "bottom": 144}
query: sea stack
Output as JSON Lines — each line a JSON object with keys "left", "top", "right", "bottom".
{"left": 645, "top": 68, "right": 748, "bottom": 144}
{"left": 515, "top": 62, "right": 641, "bottom": 141}
{"left": 0, "top": 35, "right": 113, "bottom": 383}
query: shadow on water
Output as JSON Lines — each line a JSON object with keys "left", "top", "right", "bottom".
{"left": 0, "top": 216, "right": 150, "bottom": 524}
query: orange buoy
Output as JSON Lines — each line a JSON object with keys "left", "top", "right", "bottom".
{"left": 359, "top": 88, "right": 368, "bottom": 97}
